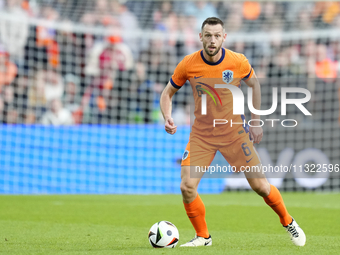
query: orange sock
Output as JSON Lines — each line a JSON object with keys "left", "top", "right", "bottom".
{"left": 263, "top": 184, "right": 292, "bottom": 226}
{"left": 183, "top": 194, "right": 209, "bottom": 238}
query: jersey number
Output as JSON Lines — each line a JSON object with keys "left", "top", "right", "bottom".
{"left": 241, "top": 143, "right": 251, "bottom": 156}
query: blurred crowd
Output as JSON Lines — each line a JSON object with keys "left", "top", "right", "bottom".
{"left": 0, "top": 0, "right": 339, "bottom": 125}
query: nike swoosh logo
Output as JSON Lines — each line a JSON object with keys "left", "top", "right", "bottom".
{"left": 204, "top": 240, "right": 211, "bottom": 246}
{"left": 246, "top": 157, "right": 254, "bottom": 163}
{"left": 194, "top": 76, "right": 203, "bottom": 79}
{"left": 188, "top": 215, "right": 199, "bottom": 218}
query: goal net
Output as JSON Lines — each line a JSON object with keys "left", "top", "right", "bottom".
{"left": 0, "top": 0, "right": 339, "bottom": 193}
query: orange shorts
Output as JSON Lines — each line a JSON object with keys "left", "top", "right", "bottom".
{"left": 181, "top": 131, "right": 261, "bottom": 171}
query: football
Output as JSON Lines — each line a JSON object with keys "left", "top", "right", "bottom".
{"left": 148, "top": 221, "right": 179, "bottom": 248}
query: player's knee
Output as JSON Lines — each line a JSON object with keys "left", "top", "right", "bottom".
{"left": 180, "top": 180, "right": 196, "bottom": 196}
{"left": 252, "top": 182, "right": 270, "bottom": 197}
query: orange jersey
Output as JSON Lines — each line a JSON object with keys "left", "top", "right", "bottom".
{"left": 171, "top": 48, "right": 254, "bottom": 139}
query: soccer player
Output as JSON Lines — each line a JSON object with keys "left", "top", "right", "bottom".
{"left": 160, "top": 17, "right": 306, "bottom": 247}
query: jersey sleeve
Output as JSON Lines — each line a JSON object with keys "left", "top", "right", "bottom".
{"left": 170, "top": 57, "right": 187, "bottom": 89}
{"left": 240, "top": 55, "right": 254, "bottom": 81}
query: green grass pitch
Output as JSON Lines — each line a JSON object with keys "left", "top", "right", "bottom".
{"left": 1, "top": 192, "right": 339, "bottom": 254}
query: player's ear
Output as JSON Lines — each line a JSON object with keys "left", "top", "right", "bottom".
{"left": 199, "top": 32, "right": 203, "bottom": 42}
{"left": 223, "top": 33, "right": 227, "bottom": 41}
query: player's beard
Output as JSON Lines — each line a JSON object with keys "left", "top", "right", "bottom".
{"left": 203, "top": 43, "right": 221, "bottom": 57}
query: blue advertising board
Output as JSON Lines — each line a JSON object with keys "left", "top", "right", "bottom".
{"left": 0, "top": 125, "right": 225, "bottom": 194}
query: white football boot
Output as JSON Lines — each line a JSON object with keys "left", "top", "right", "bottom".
{"left": 284, "top": 218, "right": 306, "bottom": 246}
{"left": 180, "top": 234, "right": 212, "bottom": 247}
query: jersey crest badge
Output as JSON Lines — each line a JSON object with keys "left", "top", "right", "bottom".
{"left": 182, "top": 150, "right": 189, "bottom": 160}
{"left": 222, "top": 70, "right": 233, "bottom": 84}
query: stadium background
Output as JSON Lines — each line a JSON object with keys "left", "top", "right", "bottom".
{"left": 0, "top": 0, "right": 339, "bottom": 194}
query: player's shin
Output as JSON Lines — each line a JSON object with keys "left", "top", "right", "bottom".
{"left": 183, "top": 194, "right": 210, "bottom": 238}
{"left": 263, "top": 184, "right": 292, "bottom": 226}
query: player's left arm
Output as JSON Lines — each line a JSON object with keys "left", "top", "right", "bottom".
{"left": 244, "top": 71, "right": 263, "bottom": 144}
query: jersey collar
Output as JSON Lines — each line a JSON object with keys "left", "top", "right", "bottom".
{"left": 200, "top": 48, "right": 225, "bottom": 66}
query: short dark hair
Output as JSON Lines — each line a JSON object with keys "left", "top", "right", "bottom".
{"left": 201, "top": 17, "right": 224, "bottom": 31}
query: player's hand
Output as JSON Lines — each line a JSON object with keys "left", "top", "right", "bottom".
{"left": 249, "top": 126, "right": 263, "bottom": 144}
{"left": 165, "top": 118, "right": 177, "bottom": 135}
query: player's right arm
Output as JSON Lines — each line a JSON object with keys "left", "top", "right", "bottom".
{"left": 160, "top": 57, "right": 188, "bottom": 135}
{"left": 160, "top": 82, "right": 179, "bottom": 135}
